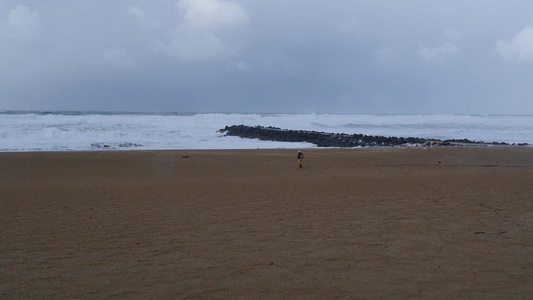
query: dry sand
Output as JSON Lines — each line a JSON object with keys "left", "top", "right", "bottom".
{"left": 1, "top": 147, "right": 532, "bottom": 299}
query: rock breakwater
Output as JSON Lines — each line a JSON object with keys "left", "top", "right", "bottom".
{"left": 219, "top": 125, "right": 522, "bottom": 147}
{"left": 220, "top": 125, "right": 430, "bottom": 147}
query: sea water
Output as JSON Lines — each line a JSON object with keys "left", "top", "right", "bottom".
{"left": 0, "top": 111, "right": 531, "bottom": 151}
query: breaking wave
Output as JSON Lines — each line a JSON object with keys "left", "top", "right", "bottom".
{"left": 0, "top": 112, "right": 531, "bottom": 151}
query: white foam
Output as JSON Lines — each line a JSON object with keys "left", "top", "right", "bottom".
{"left": 0, "top": 113, "right": 531, "bottom": 151}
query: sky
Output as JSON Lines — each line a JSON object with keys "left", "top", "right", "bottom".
{"left": 1, "top": 0, "right": 532, "bottom": 114}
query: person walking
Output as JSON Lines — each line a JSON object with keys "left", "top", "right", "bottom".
{"left": 297, "top": 150, "right": 304, "bottom": 168}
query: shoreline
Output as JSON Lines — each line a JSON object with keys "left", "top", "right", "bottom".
{"left": 2, "top": 147, "right": 532, "bottom": 298}
{"left": 1, "top": 141, "right": 531, "bottom": 154}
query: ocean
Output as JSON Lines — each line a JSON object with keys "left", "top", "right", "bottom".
{"left": 0, "top": 111, "right": 531, "bottom": 152}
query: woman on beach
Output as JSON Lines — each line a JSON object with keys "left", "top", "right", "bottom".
{"left": 298, "top": 150, "right": 304, "bottom": 168}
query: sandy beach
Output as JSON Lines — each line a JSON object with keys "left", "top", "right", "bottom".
{"left": 1, "top": 147, "right": 532, "bottom": 299}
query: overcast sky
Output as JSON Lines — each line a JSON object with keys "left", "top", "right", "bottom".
{"left": 1, "top": 1, "right": 532, "bottom": 114}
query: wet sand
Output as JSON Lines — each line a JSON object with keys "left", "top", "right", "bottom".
{"left": 1, "top": 147, "right": 532, "bottom": 299}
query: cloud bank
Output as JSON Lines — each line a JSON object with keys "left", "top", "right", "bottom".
{"left": 0, "top": 0, "right": 532, "bottom": 114}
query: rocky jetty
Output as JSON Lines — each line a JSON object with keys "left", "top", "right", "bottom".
{"left": 219, "top": 125, "right": 520, "bottom": 148}
{"left": 219, "top": 125, "right": 431, "bottom": 147}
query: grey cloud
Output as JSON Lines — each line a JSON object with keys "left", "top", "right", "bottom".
{"left": 155, "top": 0, "right": 249, "bottom": 62}
{"left": 5, "top": 5, "right": 42, "bottom": 38}
{"left": 497, "top": 26, "right": 533, "bottom": 63}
